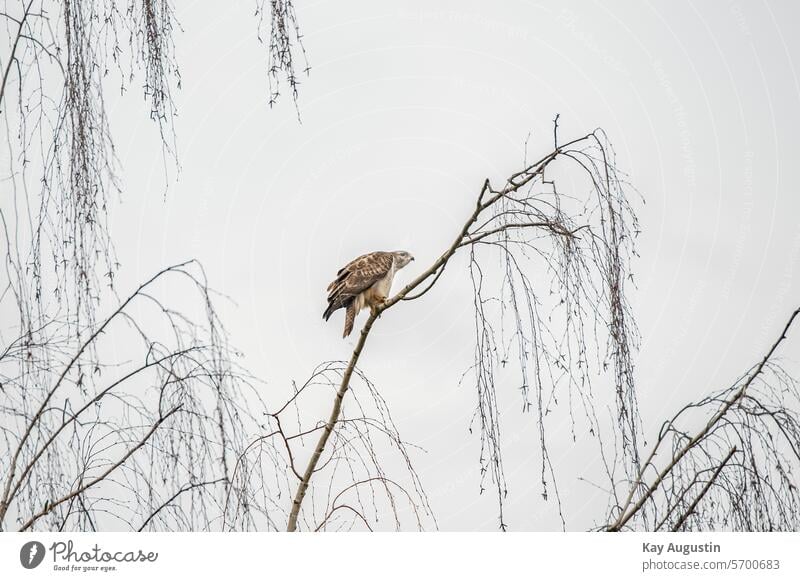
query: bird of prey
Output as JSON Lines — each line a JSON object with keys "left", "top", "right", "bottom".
{"left": 323, "top": 250, "right": 415, "bottom": 337}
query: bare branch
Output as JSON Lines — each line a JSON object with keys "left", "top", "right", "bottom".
{"left": 18, "top": 405, "right": 181, "bottom": 532}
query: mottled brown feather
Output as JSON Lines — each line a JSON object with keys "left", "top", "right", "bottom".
{"left": 343, "top": 303, "right": 356, "bottom": 337}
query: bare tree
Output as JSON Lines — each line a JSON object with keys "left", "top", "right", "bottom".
{"left": 277, "top": 123, "right": 799, "bottom": 532}
{"left": 0, "top": 261, "right": 270, "bottom": 531}
{"left": 0, "top": 0, "right": 307, "bottom": 531}
{"left": 606, "top": 307, "right": 800, "bottom": 532}
{"left": 3, "top": 1, "right": 798, "bottom": 534}
{"left": 1, "top": 0, "right": 307, "bottom": 335}
{"left": 283, "top": 126, "right": 643, "bottom": 531}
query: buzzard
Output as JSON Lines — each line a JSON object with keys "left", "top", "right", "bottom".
{"left": 323, "top": 250, "right": 415, "bottom": 337}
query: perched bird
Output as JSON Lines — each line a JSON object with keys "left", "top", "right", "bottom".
{"left": 323, "top": 250, "right": 415, "bottom": 337}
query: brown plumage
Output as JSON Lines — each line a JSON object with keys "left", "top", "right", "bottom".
{"left": 323, "top": 250, "right": 414, "bottom": 337}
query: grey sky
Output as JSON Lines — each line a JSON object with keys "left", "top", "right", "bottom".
{"left": 100, "top": 0, "right": 800, "bottom": 530}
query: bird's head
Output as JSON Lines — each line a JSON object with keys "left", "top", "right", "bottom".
{"left": 392, "top": 250, "right": 415, "bottom": 268}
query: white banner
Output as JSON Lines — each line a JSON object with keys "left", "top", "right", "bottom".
{"left": 1, "top": 532, "right": 799, "bottom": 580}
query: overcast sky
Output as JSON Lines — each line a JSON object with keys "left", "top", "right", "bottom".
{"left": 100, "top": 0, "right": 800, "bottom": 530}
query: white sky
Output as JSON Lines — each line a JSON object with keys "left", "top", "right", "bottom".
{"left": 99, "top": 0, "right": 800, "bottom": 530}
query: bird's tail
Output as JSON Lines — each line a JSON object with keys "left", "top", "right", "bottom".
{"left": 343, "top": 303, "right": 355, "bottom": 337}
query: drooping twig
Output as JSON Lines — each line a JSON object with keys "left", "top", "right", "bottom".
{"left": 670, "top": 446, "right": 737, "bottom": 532}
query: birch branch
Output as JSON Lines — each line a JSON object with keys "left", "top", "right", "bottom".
{"left": 607, "top": 307, "right": 800, "bottom": 531}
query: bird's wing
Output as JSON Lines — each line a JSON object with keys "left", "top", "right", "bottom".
{"left": 323, "top": 251, "right": 394, "bottom": 319}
